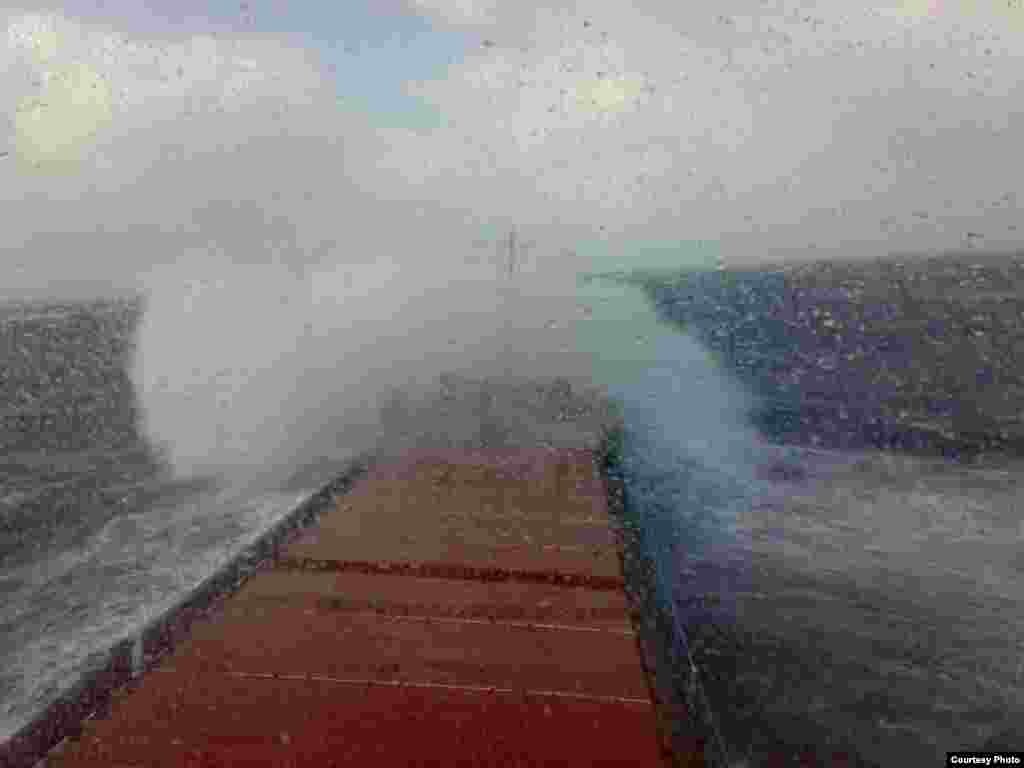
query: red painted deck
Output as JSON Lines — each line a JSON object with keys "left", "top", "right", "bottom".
{"left": 42, "top": 449, "right": 688, "bottom": 767}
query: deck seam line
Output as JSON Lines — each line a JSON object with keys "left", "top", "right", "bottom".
{"left": 240, "top": 608, "right": 635, "bottom": 634}
{"left": 347, "top": 612, "right": 636, "bottom": 635}
{"left": 187, "top": 670, "right": 654, "bottom": 705}
{"left": 276, "top": 557, "right": 624, "bottom": 590}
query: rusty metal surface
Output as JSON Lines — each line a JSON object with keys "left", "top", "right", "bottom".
{"left": 32, "top": 449, "right": 674, "bottom": 767}
{"left": 233, "top": 571, "right": 635, "bottom": 625}
{"left": 282, "top": 448, "right": 623, "bottom": 582}
{"left": 48, "top": 680, "right": 664, "bottom": 768}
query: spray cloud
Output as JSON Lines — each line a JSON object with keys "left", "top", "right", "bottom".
{"left": 4, "top": 0, "right": 1023, "bottom": 535}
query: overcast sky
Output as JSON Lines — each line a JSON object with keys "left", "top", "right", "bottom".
{"left": 4, "top": 0, "right": 1024, "bottom": 482}
{"left": 5, "top": 0, "right": 1024, "bottom": 299}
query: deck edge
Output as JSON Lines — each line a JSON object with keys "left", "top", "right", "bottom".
{"left": 0, "top": 455, "right": 374, "bottom": 768}
{"left": 594, "top": 426, "right": 722, "bottom": 768}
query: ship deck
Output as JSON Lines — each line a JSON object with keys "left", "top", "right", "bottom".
{"left": 33, "top": 448, "right": 689, "bottom": 767}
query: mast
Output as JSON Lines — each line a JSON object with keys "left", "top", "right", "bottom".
{"left": 501, "top": 227, "right": 535, "bottom": 279}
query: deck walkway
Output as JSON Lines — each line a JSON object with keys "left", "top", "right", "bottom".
{"left": 41, "top": 448, "right": 682, "bottom": 767}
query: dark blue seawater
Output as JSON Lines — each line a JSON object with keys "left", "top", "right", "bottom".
{"left": 641, "top": 265, "right": 1023, "bottom": 460}
{"left": 611, "top": 261, "right": 1024, "bottom": 765}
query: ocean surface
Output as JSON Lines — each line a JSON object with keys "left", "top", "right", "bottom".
{"left": 0, "top": 299, "right": 328, "bottom": 743}
{"left": 2, "top": 255, "right": 1023, "bottom": 763}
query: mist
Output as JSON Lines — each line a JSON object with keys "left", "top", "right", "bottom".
{"left": 119, "top": 110, "right": 605, "bottom": 490}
